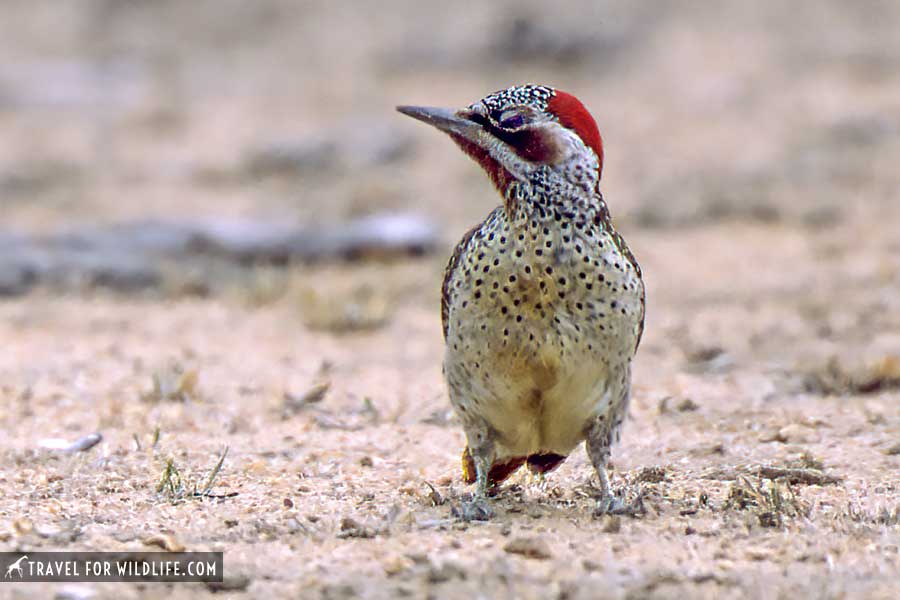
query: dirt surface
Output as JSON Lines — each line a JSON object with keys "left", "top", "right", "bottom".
{"left": 1, "top": 1, "right": 899, "bottom": 598}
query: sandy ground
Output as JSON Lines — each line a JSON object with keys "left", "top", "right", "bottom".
{"left": 1, "top": 1, "right": 899, "bottom": 598}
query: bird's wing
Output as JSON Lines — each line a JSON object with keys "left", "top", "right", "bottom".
{"left": 440, "top": 221, "right": 482, "bottom": 340}
{"left": 595, "top": 190, "right": 645, "bottom": 352}
{"left": 441, "top": 208, "right": 507, "bottom": 340}
{"left": 635, "top": 272, "right": 646, "bottom": 352}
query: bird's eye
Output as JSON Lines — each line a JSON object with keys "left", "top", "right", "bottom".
{"left": 498, "top": 112, "right": 525, "bottom": 130}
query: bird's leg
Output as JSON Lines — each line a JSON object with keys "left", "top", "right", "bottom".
{"left": 531, "top": 469, "right": 547, "bottom": 491}
{"left": 595, "top": 456, "right": 613, "bottom": 499}
{"left": 521, "top": 468, "right": 544, "bottom": 501}
{"left": 586, "top": 414, "right": 626, "bottom": 515}
{"left": 456, "top": 424, "right": 495, "bottom": 521}
{"left": 472, "top": 448, "right": 492, "bottom": 500}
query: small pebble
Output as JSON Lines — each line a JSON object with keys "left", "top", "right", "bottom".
{"left": 143, "top": 533, "right": 185, "bottom": 552}
{"left": 206, "top": 574, "right": 251, "bottom": 593}
{"left": 598, "top": 515, "right": 621, "bottom": 534}
{"left": 503, "top": 536, "right": 552, "bottom": 559}
{"left": 39, "top": 432, "right": 102, "bottom": 453}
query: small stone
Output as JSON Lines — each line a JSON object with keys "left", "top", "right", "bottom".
{"left": 635, "top": 465, "right": 666, "bottom": 483}
{"left": 405, "top": 552, "right": 429, "bottom": 565}
{"left": 426, "top": 560, "right": 467, "bottom": 583}
{"left": 759, "top": 429, "right": 786, "bottom": 443}
{"left": 746, "top": 547, "right": 772, "bottom": 561}
{"left": 283, "top": 498, "right": 294, "bottom": 509}
{"left": 206, "top": 574, "right": 251, "bottom": 593}
{"left": 503, "top": 536, "right": 552, "bottom": 559}
{"left": 39, "top": 432, "right": 102, "bottom": 453}
{"left": 337, "top": 517, "right": 374, "bottom": 539}
{"left": 143, "top": 533, "right": 185, "bottom": 552}
{"left": 675, "top": 397, "right": 699, "bottom": 412}
{"left": 582, "top": 559, "right": 602, "bottom": 572}
{"left": 657, "top": 396, "right": 671, "bottom": 414}
{"left": 777, "top": 424, "right": 818, "bottom": 444}
{"left": 13, "top": 518, "right": 34, "bottom": 535}
{"left": 319, "top": 583, "right": 357, "bottom": 599}
{"left": 382, "top": 555, "right": 409, "bottom": 576}
{"left": 598, "top": 515, "right": 621, "bottom": 534}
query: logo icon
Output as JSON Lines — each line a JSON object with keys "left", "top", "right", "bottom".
{"left": 4, "top": 555, "right": 28, "bottom": 579}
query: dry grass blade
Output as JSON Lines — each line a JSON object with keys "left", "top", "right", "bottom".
{"left": 156, "top": 447, "right": 232, "bottom": 503}
{"left": 755, "top": 466, "right": 840, "bottom": 485}
{"left": 197, "top": 447, "right": 229, "bottom": 497}
{"left": 144, "top": 362, "right": 200, "bottom": 402}
{"left": 725, "top": 475, "right": 810, "bottom": 528}
{"left": 282, "top": 381, "right": 330, "bottom": 416}
{"left": 157, "top": 458, "right": 184, "bottom": 499}
{"left": 702, "top": 463, "right": 840, "bottom": 486}
{"left": 804, "top": 354, "right": 900, "bottom": 395}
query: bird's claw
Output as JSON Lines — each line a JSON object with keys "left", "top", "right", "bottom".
{"left": 594, "top": 495, "right": 626, "bottom": 516}
{"left": 452, "top": 496, "right": 494, "bottom": 521}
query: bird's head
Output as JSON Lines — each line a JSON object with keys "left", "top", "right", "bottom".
{"left": 398, "top": 84, "right": 603, "bottom": 198}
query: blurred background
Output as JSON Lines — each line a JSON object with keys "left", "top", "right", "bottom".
{"left": 3, "top": 0, "right": 898, "bottom": 226}
{"left": 2, "top": 0, "right": 898, "bottom": 360}
{"left": 1, "top": 2, "right": 899, "bottom": 596}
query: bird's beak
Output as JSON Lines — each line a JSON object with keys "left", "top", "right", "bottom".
{"left": 396, "top": 105, "right": 482, "bottom": 141}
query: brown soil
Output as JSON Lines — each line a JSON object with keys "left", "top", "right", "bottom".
{"left": 1, "top": 1, "right": 899, "bottom": 598}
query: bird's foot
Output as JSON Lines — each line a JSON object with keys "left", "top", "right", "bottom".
{"left": 526, "top": 470, "right": 548, "bottom": 495}
{"left": 452, "top": 495, "right": 494, "bottom": 522}
{"left": 593, "top": 490, "right": 644, "bottom": 517}
{"left": 593, "top": 494, "right": 627, "bottom": 516}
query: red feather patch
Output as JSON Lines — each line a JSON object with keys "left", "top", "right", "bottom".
{"left": 547, "top": 90, "right": 604, "bottom": 178}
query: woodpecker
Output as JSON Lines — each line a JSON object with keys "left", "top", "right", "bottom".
{"left": 398, "top": 85, "right": 644, "bottom": 518}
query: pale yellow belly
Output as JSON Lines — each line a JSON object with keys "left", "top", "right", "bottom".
{"left": 445, "top": 331, "right": 616, "bottom": 457}
{"left": 492, "top": 356, "right": 610, "bottom": 455}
